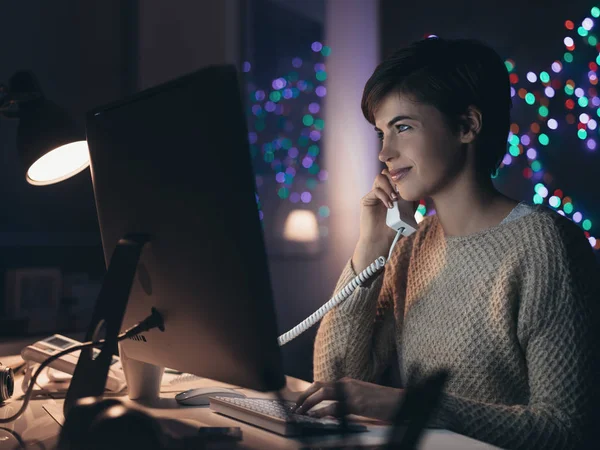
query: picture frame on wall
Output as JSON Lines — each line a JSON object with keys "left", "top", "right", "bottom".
{"left": 4, "top": 267, "right": 62, "bottom": 324}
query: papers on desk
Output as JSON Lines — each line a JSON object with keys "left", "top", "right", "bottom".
{"left": 21, "top": 364, "right": 239, "bottom": 397}
{"left": 38, "top": 371, "right": 240, "bottom": 428}
{"left": 43, "top": 401, "right": 66, "bottom": 426}
{"left": 160, "top": 371, "right": 240, "bottom": 393}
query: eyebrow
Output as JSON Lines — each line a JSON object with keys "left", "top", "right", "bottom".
{"left": 374, "top": 115, "right": 419, "bottom": 131}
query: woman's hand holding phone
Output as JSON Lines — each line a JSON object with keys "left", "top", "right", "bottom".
{"left": 352, "top": 169, "right": 416, "bottom": 273}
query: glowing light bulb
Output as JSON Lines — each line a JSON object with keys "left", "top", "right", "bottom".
{"left": 564, "top": 202, "right": 574, "bottom": 214}
{"left": 26, "top": 141, "right": 90, "bottom": 186}
{"left": 525, "top": 93, "right": 535, "bottom": 104}
{"left": 552, "top": 61, "right": 562, "bottom": 72}
{"left": 283, "top": 210, "right": 319, "bottom": 242}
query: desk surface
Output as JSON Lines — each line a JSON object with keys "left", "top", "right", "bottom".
{"left": 0, "top": 355, "right": 500, "bottom": 449}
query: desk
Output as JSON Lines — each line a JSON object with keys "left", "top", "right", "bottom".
{"left": 0, "top": 353, "right": 500, "bottom": 449}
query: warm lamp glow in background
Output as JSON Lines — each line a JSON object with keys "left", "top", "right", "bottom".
{"left": 283, "top": 210, "right": 319, "bottom": 243}
{"left": 26, "top": 141, "right": 90, "bottom": 186}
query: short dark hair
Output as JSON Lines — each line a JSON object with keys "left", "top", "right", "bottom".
{"left": 361, "top": 37, "right": 512, "bottom": 178}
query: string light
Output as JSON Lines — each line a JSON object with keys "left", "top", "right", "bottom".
{"left": 245, "top": 8, "right": 598, "bottom": 250}
{"left": 496, "top": 5, "right": 599, "bottom": 250}
{"left": 244, "top": 41, "right": 330, "bottom": 233}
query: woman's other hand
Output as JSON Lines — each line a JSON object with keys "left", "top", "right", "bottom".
{"left": 293, "top": 377, "right": 403, "bottom": 422}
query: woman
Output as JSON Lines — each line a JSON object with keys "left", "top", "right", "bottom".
{"left": 293, "top": 37, "right": 599, "bottom": 449}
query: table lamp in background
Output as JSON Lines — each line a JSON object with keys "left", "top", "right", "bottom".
{"left": 0, "top": 70, "right": 129, "bottom": 415}
{"left": 0, "top": 70, "right": 92, "bottom": 333}
{"left": 0, "top": 70, "right": 89, "bottom": 185}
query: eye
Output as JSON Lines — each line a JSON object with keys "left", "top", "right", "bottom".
{"left": 395, "top": 124, "right": 411, "bottom": 133}
{"left": 377, "top": 131, "right": 384, "bottom": 141}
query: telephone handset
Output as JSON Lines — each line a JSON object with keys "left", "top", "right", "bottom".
{"left": 278, "top": 201, "right": 418, "bottom": 346}
{"left": 385, "top": 199, "right": 418, "bottom": 236}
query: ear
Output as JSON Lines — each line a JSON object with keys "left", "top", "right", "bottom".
{"left": 459, "top": 105, "right": 482, "bottom": 144}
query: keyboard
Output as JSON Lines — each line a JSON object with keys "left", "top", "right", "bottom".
{"left": 209, "top": 397, "right": 367, "bottom": 436}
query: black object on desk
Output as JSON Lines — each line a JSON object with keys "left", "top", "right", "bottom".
{"left": 58, "top": 397, "right": 246, "bottom": 450}
{"left": 385, "top": 368, "right": 449, "bottom": 450}
{"left": 63, "top": 235, "right": 150, "bottom": 416}
{"left": 0, "top": 363, "right": 14, "bottom": 403}
{"left": 197, "top": 427, "right": 243, "bottom": 442}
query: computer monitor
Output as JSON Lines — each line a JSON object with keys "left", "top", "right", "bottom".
{"left": 84, "top": 65, "right": 285, "bottom": 400}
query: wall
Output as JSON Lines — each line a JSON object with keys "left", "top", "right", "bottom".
{"left": 137, "top": 0, "right": 241, "bottom": 89}
{"left": 0, "top": 1, "right": 136, "bottom": 326}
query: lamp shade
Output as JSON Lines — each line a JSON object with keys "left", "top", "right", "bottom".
{"left": 17, "top": 98, "right": 89, "bottom": 185}
{"left": 9, "top": 71, "right": 89, "bottom": 186}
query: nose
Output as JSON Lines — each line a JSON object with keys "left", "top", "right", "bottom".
{"left": 378, "top": 141, "right": 397, "bottom": 163}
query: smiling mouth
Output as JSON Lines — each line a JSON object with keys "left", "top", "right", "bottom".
{"left": 390, "top": 167, "right": 412, "bottom": 181}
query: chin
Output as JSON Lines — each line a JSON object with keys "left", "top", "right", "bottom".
{"left": 396, "top": 185, "right": 424, "bottom": 203}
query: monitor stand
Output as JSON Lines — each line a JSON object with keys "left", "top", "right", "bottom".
{"left": 63, "top": 234, "right": 150, "bottom": 416}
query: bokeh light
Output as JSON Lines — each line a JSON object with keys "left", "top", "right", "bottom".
{"left": 500, "top": 6, "right": 599, "bottom": 249}
{"left": 244, "top": 41, "right": 331, "bottom": 226}
{"left": 246, "top": 10, "right": 598, "bottom": 249}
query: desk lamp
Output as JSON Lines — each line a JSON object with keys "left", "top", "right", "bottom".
{"left": 1, "top": 71, "right": 148, "bottom": 415}
{"left": 0, "top": 71, "right": 89, "bottom": 185}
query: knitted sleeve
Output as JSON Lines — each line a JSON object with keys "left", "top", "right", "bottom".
{"left": 432, "top": 217, "right": 600, "bottom": 450}
{"left": 313, "top": 235, "right": 413, "bottom": 383}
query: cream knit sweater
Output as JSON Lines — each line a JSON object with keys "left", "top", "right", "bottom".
{"left": 313, "top": 204, "right": 599, "bottom": 449}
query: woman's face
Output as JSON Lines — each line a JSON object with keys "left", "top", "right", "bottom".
{"left": 373, "top": 92, "right": 470, "bottom": 202}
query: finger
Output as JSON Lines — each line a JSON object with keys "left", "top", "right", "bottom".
{"left": 376, "top": 172, "right": 398, "bottom": 201}
{"left": 362, "top": 188, "right": 395, "bottom": 208}
{"left": 362, "top": 187, "right": 393, "bottom": 208}
{"left": 308, "top": 402, "right": 339, "bottom": 418}
{"left": 380, "top": 168, "right": 397, "bottom": 186}
{"left": 380, "top": 169, "right": 399, "bottom": 194}
{"left": 373, "top": 187, "right": 395, "bottom": 209}
{"left": 294, "top": 382, "right": 322, "bottom": 410}
{"left": 295, "top": 386, "right": 333, "bottom": 415}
